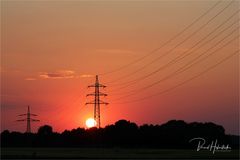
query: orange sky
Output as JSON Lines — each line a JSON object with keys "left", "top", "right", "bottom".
{"left": 1, "top": 0, "right": 239, "bottom": 134}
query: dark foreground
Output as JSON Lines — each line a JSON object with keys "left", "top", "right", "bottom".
{"left": 1, "top": 148, "right": 239, "bottom": 159}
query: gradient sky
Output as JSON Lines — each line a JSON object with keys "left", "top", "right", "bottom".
{"left": 1, "top": 0, "right": 239, "bottom": 134}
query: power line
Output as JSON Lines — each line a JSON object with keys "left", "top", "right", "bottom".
{"left": 99, "top": 0, "right": 222, "bottom": 77}
{"left": 112, "top": 28, "right": 239, "bottom": 101}
{"left": 112, "top": 50, "right": 239, "bottom": 104}
{"left": 113, "top": 30, "right": 239, "bottom": 100}
{"left": 109, "top": 12, "right": 239, "bottom": 93}
{"left": 105, "top": 1, "right": 233, "bottom": 84}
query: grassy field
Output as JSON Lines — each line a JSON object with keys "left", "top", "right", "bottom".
{"left": 1, "top": 147, "right": 239, "bottom": 159}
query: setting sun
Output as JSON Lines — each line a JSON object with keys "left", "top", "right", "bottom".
{"left": 86, "top": 118, "right": 96, "bottom": 128}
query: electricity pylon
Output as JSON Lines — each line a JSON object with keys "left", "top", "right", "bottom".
{"left": 17, "top": 106, "right": 40, "bottom": 133}
{"left": 86, "top": 75, "right": 108, "bottom": 128}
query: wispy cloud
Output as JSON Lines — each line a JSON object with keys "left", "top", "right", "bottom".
{"left": 80, "top": 74, "right": 94, "bottom": 78}
{"left": 39, "top": 70, "right": 75, "bottom": 79}
{"left": 25, "top": 78, "right": 36, "bottom": 81}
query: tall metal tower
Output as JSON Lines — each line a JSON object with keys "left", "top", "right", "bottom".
{"left": 17, "top": 106, "right": 40, "bottom": 133}
{"left": 86, "top": 75, "right": 108, "bottom": 128}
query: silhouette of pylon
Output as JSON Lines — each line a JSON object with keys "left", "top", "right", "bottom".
{"left": 86, "top": 75, "right": 108, "bottom": 128}
{"left": 17, "top": 106, "right": 40, "bottom": 133}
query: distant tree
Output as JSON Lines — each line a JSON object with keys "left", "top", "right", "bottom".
{"left": 114, "top": 119, "right": 138, "bottom": 131}
{"left": 1, "top": 130, "right": 10, "bottom": 135}
{"left": 1, "top": 119, "right": 236, "bottom": 149}
{"left": 1, "top": 130, "right": 10, "bottom": 146}
{"left": 71, "top": 127, "right": 85, "bottom": 135}
{"left": 37, "top": 125, "right": 53, "bottom": 136}
{"left": 109, "top": 120, "right": 139, "bottom": 146}
{"left": 188, "top": 122, "right": 225, "bottom": 138}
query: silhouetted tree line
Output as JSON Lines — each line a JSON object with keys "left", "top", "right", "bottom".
{"left": 1, "top": 120, "right": 239, "bottom": 149}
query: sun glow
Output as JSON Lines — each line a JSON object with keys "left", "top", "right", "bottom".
{"left": 86, "top": 118, "right": 96, "bottom": 128}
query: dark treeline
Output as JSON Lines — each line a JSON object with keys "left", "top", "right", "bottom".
{"left": 1, "top": 119, "right": 239, "bottom": 148}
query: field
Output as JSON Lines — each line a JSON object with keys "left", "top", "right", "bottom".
{"left": 1, "top": 147, "right": 239, "bottom": 159}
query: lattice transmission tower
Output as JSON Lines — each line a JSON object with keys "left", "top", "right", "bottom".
{"left": 17, "top": 106, "right": 40, "bottom": 133}
{"left": 86, "top": 75, "right": 108, "bottom": 128}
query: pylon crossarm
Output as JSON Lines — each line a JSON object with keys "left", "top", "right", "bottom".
{"left": 16, "top": 119, "right": 26, "bottom": 121}
{"left": 88, "top": 84, "right": 106, "bottom": 88}
{"left": 86, "top": 93, "right": 95, "bottom": 97}
{"left": 99, "top": 100, "right": 109, "bottom": 105}
{"left": 87, "top": 84, "right": 97, "bottom": 88}
{"left": 18, "top": 114, "right": 27, "bottom": 116}
{"left": 98, "top": 84, "right": 106, "bottom": 88}
{"left": 85, "top": 101, "right": 95, "bottom": 105}
{"left": 87, "top": 93, "right": 106, "bottom": 97}
{"left": 30, "top": 114, "right": 38, "bottom": 116}
{"left": 31, "top": 119, "right": 40, "bottom": 122}
{"left": 99, "top": 92, "right": 107, "bottom": 96}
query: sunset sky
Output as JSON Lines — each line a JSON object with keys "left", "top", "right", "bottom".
{"left": 1, "top": 0, "right": 239, "bottom": 134}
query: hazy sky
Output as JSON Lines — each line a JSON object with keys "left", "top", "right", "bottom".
{"left": 1, "top": 0, "right": 239, "bottom": 134}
